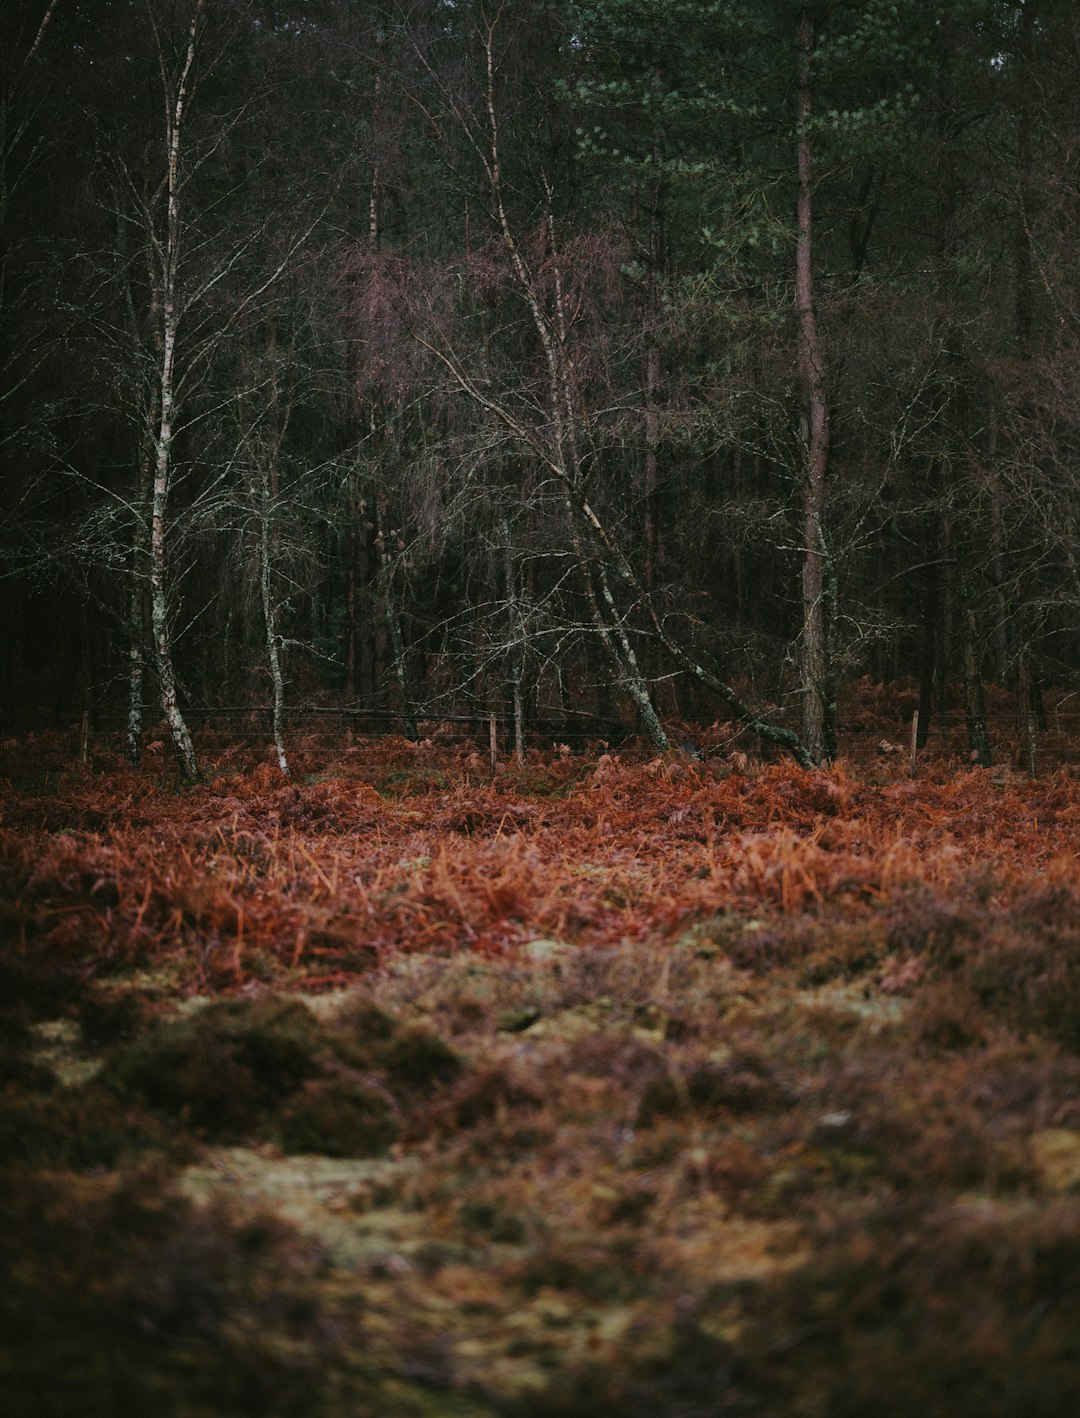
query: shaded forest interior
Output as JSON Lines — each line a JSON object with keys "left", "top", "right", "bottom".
{"left": 2, "top": 0, "right": 1078, "bottom": 775}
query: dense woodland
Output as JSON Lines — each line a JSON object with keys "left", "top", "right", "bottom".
{"left": 2, "top": 0, "right": 1079, "bottom": 775}
{"left": 8, "top": 8, "right": 1080, "bottom": 1408}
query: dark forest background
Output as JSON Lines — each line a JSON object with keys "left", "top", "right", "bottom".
{"left": 2, "top": 0, "right": 1077, "bottom": 776}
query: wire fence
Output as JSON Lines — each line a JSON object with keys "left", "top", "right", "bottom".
{"left": 61, "top": 705, "right": 629, "bottom": 750}
{"left": 6, "top": 699, "right": 1080, "bottom": 777}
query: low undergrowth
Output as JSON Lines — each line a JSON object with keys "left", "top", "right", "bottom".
{"left": 3, "top": 737, "right": 1080, "bottom": 1413}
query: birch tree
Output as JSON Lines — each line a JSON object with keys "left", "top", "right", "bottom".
{"left": 92, "top": 0, "right": 332, "bottom": 778}
{"left": 140, "top": 0, "right": 206, "bottom": 781}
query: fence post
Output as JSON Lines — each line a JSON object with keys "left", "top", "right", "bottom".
{"left": 489, "top": 713, "right": 498, "bottom": 776}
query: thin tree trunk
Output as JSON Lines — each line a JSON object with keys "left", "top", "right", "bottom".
{"left": 1006, "top": 1, "right": 1038, "bottom": 721}
{"left": 500, "top": 514, "right": 526, "bottom": 761}
{"left": 795, "top": 9, "right": 834, "bottom": 764}
{"left": 259, "top": 471, "right": 289, "bottom": 778}
{"left": 150, "top": 338, "right": 198, "bottom": 780}
{"left": 644, "top": 343, "right": 662, "bottom": 592}
{"left": 125, "top": 567, "right": 145, "bottom": 765}
{"left": 1014, "top": 0, "right": 1037, "bottom": 361}
{"left": 917, "top": 554, "right": 939, "bottom": 751}
{"left": 149, "top": 0, "right": 204, "bottom": 784}
{"left": 358, "top": 495, "right": 376, "bottom": 707}
{"left": 345, "top": 476, "right": 358, "bottom": 704}
{"left": 962, "top": 606, "right": 992, "bottom": 766}
{"left": 512, "top": 677, "right": 525, "bottom": 763}
{"left": 564, "top": 495, "right": 670, "bottom": 751}
{"left": 262, "top": 324, "right": 291, "bottom": 777}
{"left": 375, "top": 486, "right": 418, "bottom": 739}
{"left": 594, "top": 555, "right": 668, "bottom": 749}
{"left": 125, "top": 446, "right": 154, "bottom": 766}
{"left": 643, "top": 156, "right": 665, "bottom": 593}
{"left": 986, "top": 403, "right": 1010, "bottom": 679}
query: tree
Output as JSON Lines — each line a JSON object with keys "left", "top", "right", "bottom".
{"left": 793, "top": 5, "right": 834, "bottom": 762}
{"left": 69, "top": 0, "right": 335, "bottom": 777}
{"left": 570, "top": 0, "right": 1000, "bottom": 759}
{"left": 355, "top": 0, "right": 824, "bottom": 760}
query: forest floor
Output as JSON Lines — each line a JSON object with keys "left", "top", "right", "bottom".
{"left": 4, "top": 722, "right": 1080, "bottom": 1416}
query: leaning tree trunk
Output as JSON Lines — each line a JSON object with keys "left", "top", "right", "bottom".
{"left": 412, "top": 12, "right": 812, "bottom": 766}
{"left": 564, "top": 495, "right": 670, "bottom": 751}
{"left": 477, "top": 20, "right": 669, "bottom": 751}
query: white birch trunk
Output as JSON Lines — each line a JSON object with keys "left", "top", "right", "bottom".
{"left": 147, "top": 0, "right": 204, "bottom": 783}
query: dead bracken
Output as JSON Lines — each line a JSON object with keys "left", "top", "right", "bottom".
{"left": 5, "top": 740, "right": 1080, "bottom": 1413}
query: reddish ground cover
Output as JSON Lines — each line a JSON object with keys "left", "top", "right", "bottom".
{"left": 4, "top": 733, "right": 1080, "bottom": 1415}
{"left": 3, "top": 734, "right": 1076, "bottom": 988}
